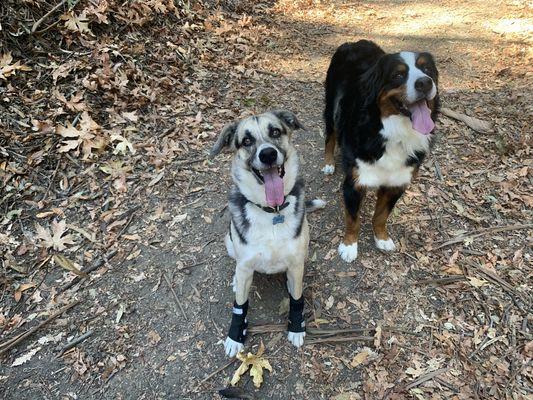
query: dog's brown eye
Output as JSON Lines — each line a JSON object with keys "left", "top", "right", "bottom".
{"left": 242, "top": 137, "right": 253, "bottom": 147}
{"left": 394, "top": 72, "right": 405, "bottom": 80}
{"left": 271, "top": 128, "right": 281, "bottom": 138}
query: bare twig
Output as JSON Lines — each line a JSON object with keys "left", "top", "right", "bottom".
{"left": 31, "top": 0, "right": 67, "bottom": 34}
{"left": 306, "top": 335, "right": 374, "bottom": 345}
{"left": 59, "top": 250, "right": 118, "bottom": 292}
{"left": 176, "top": 157, "right": 206, "bottom": 166}
{"left": 415, "top": 276, "right": 467, "bottom": 285}
{"left": 248, "top": 324, "right": 422, "bottom": 338}
{"left": 432, "top": 223, "right": 533, "bottom": 251}
{"left": 440, "top": 108, "right": 492, "bottom": 133}
{"left": 41, "top": 159, "right": 61, "bottom": 201}
{"left": 57, "top": 329, "right": 94, "bottom": 357}
{"left": 0, "top": 300, "right": 81, "bottom": 355}
{"left": 405, "top": 368, "right": 448, "bottom": 390}
{"left": 163, "top": 274, "right": 187, "bottom": 320}
{"left": 195, "top": 358, "right": 237, "bottom": 389}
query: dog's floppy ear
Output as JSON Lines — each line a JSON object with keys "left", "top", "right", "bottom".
{"left": 272, "top": 110, "right": 305, "bottom": 131}
{"left": 210, "top": 122, "right": 237, "bottom": 158}
{"left": 360, "top": 57, "right": 384, "bottom": 107}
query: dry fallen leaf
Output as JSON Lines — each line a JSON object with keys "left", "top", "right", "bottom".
{"left": 35, "top": 220, "right": 75, "bottom": 251}
{"left": 147, "top": 330, "right": 161, "bottom": 345}
{"left": 14, "top": 282, "right": 36, "bottom": 302}
{"left": 0, "top": 52, "right": 31, "bottom": 80}
{"left": 61, "top": 12, "right": 93, "bottom": 35}
{"left": 230, "top": 341, "right": 272, "bottom": 388}
{"left": 467, "top": 276, "right": 489, "bottom": 288}
{"left": 350, "top": 349, "right": 370, "bottom": 368}
{"left": 53, "top": 254, "right": 88, "bottom": 277}
{"left": 57, "top": 112, "right": 107, "bottom": 160}
{"left": 12, "top": 347, "right": 41, "bottom": 367}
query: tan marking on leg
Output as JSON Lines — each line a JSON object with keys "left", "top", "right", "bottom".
{"left": 372, "top": 187, "right": 403, "bottom": 241}
{"left": 324, "top": 130, "right": 336, "bottom": 167}
{"left": 343, "top": 203, "right": 361, "bottom": 245}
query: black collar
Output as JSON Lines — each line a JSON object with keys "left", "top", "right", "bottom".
{"left": 252, "top": 200, "right": 290, "bottom": 213}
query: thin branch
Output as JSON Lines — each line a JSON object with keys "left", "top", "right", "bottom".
{"left": 31, "top": 0, "right": 67, "bottom": 34}
{"left": 0, "top": 300, "right": 81, "bottom": 355}
{"left": 57, "top": 329, "right": 94, "bottom": 357}
{"left": 432, "top": 223, "right": 533, "bottom": 251}
{"left": 405, "top": 368, "right": 448, "bottom": 390}
{"left": 163, "top": 273, "right": 188, "bottom": 320}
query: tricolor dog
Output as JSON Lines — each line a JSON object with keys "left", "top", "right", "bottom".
{"left": 323, "top": 40, "right": 440, "bottom": 262}
{"left": 210, "top": 110, "right": 325, "bottom": 357}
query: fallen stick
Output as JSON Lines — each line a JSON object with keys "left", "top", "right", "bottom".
{"left": 248, "top": 324, "right": 421, "bottom": 337}
{"left": 0, "top": 300, "right": 80, "bottom": 356}
{"left": 57, "top": 329, "right": 94, "bottom": 357}
{"left": 306, "top": 335, "right": 374, "bottom": 345}
{"left": 307, "top": 327, "right": 373, "bottom": 337}
{"left": 31, "top": 0, "right": 67, "bottom": 33}
{"left": 248, "top": 324, "right": 285, "bottom": 334}
{"left": 195, "top": 358, "right": 237, "bottom": 389}
{"left": 432, "top": 223, "right": 533, "bottom": 251}
{"left": 440, "top": 108, "right": 492, "bottom": 133}
{"left": 59, "top": 250, "right": 118, "bottom": 292}
{"left": 247, "top": 324, "right": 370, "bottom": 335}
{"left": 163, "top": 274, "right": 188, "bottom": 320}
{"left": 405, "top": 368, "right": 448, "bottom": 390}
{"left": 415, "top": 276, "right": 467, "bottom": 285}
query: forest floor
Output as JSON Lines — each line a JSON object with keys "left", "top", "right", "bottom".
{"left": 0, "top": 0, "right": 531, "bottom": 399}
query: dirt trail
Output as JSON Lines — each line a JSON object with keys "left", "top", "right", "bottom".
{"left": 2, "top": 1, "right": 531, "bottom": 399}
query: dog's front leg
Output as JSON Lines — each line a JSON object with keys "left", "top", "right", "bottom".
{"left": 286, "top": 264, "right": 305, "bottom": 348}
{"left": 224, "top": 266, "right": 254, "bottom": 357}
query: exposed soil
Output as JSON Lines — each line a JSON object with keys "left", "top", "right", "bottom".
{"left": 1, "top": 1, "right": 531, "bottom": 399}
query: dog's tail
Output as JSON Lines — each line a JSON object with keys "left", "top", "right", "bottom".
{"left": 305, "top": 199, "right": 326, "bottom": 213}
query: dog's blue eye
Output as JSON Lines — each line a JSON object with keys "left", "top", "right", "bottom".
{"left": 271, "top": 128, "right": 281, "bottom": 138}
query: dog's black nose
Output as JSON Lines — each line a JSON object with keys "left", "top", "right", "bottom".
{"left": 415, "top": 77, "right": 433, "bottom": 94}
{"left": 259, "top": 147, "right": 278, "bottom": 165}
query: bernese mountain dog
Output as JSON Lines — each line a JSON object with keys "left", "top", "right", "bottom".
{"left": 322, "top": 40, "right": 439, "bottom": 262}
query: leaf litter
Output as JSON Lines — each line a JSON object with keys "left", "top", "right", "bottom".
{"left": 0, "top": 0, "right": 531, "bottom": 399}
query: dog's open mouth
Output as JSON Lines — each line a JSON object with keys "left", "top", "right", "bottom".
{"left": 392, "top": 98, "right": 435, "bottom": 135}
{"left": 252, "top": 165, "right": 285, "bottom": 207}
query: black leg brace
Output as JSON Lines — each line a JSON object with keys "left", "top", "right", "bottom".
{"left": 227, "top": 300, "right": 249, "bottom": 344}
{"left": 288, "top": 295, "right": 305, "bottom": 333}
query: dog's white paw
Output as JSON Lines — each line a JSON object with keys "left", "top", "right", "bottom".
{"left": 321, "top": 164, "right": 335, "bottom": 175}
{"left": 338, "top": 242, "right": 358, "bottom": 262}
{"left": 287, "top": 331, "right": 305, "bottom": 348}
{"left": 375, "top": 237, "right": 396, "bottom": 252}
{"left": 306, "top": 198, "right": 327, "bottom": 213}
{"left": 224, "top": 337, "right": 243, "bottom": 357}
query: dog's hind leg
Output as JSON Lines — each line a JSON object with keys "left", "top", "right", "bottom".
{"left": 286, "top": 263, "right": 306, "bottom": 348}
{"left": 322, "top": 128, "right": 336, "bottom": 175}
{"left": 338, "top": 171, "right": 366, "bottom": 262}
{"left": 224, "top": 266, "right": 254, "bottom": 357}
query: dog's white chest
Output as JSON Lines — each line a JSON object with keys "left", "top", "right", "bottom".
{"left": 232, "top": 204, "right": 309, "bottom": 274}
{"left": 356, "top": 115, "right": 430, "bottom": 188}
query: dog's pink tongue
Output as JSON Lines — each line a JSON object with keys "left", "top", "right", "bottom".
{"left": 263, "top": 167, "right": 284, "bottom": 207}
{"left": 409, "top": 100, "right": 435, "bottom": 135}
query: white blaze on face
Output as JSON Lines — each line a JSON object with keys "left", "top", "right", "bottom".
{"left": 399, "top": 51, "right": 437, "bottom": 103}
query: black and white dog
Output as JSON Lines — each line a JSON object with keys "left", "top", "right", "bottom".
{"left": 323, "top": 40, "right": 440, "bottom": 262}
{"left": 210, "top": 110, "right": 325, "bottom": 357}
